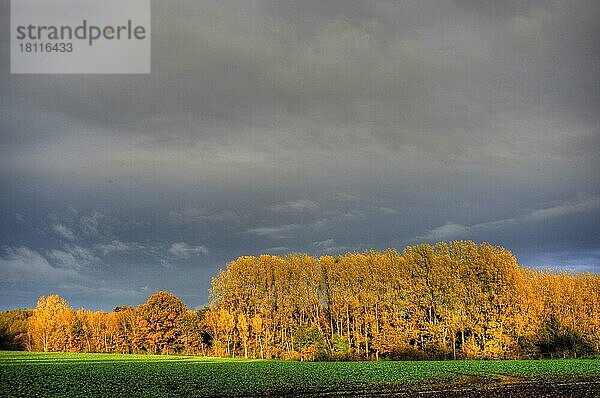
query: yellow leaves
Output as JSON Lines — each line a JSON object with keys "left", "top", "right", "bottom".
{"left": 218, "top": 308, "right": 235, "bottom": 333}
{"left": 133, "top": 291, "right": 188, "bottom": 354}
{"left": 250, "top": 313, "right": 263, "bottom": 334}
{"left": 22, "top": 242, "right": 600, "bottom": 359}
{"left": 208, "top": 241, "right": 599, "bottom": 360}
{"left": 28, "top": 294, "right": 75, "bottom": 352}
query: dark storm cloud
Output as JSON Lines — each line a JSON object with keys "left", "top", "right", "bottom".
{"left": 0, "top": 0, "right": 598, "bottom": 310}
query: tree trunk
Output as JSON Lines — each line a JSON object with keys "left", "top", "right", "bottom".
{"left": 452, "top": 336, "right": 456, "bottom": 360}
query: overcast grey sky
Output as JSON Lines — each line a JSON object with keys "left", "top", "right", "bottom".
{"left": 1, "top": 0, "right": 599, "bottom": 310}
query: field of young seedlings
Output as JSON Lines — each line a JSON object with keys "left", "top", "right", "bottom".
{"left": 1, "top": 351, "right": 599, "bottom": 397}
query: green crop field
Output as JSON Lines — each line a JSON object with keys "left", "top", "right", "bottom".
{"left": 1, "top": 351, "right": 599, "bottom": 397}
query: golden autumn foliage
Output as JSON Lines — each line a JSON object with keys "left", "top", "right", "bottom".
{"left": 134, "top": 291, "right": 187, "bottom": 355}
{"left": 7, "top": 241, "right": 599, "bottom": 360}
{"left": 28, "top": 295, "right": 74, "bottom": 352}
{"left": 208, "top": 242, "right": 600, "bottom": 360}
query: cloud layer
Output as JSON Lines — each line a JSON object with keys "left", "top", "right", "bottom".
{"left": 0, "top": 0, "right": 598, "bottom": 310}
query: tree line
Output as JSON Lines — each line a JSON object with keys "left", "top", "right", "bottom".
{"left": 1, "top": 241, "right": 599, "bottom": 360}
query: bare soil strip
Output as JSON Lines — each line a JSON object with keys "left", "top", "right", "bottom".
{"left": 245, "top": 377, "right": 600, "bottom": 398}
